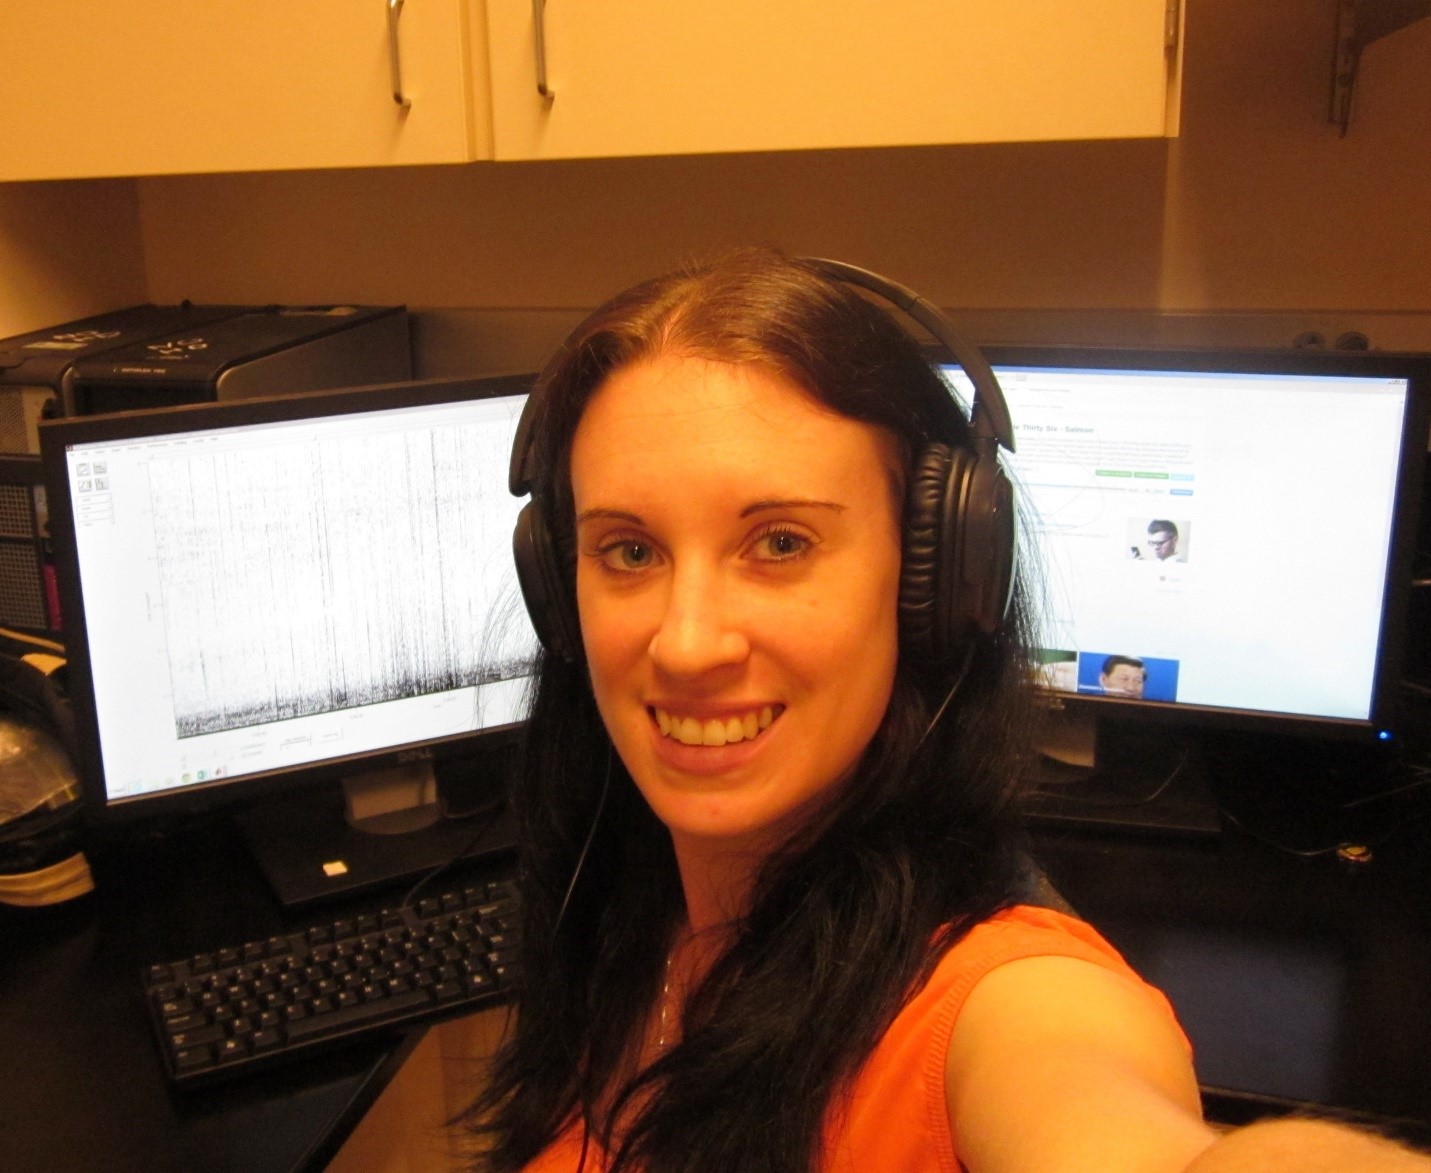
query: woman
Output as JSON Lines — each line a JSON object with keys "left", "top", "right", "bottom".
{"left": 467, "top": 250, "right": 1424, "bottom": 1173}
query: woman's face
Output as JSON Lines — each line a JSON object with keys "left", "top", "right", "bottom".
{"left": 570, "top": 353, "right": 903, "bottom": 859}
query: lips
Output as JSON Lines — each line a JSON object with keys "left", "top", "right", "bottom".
{"left": 651, "top": 704, "right": 782, "bottom": 747}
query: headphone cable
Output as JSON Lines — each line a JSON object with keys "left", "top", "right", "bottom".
{"left": 551, "top": 747, "right": 613, "bottom": 943}
{"left": 917, "top": 642, "right": 978, "bottom": 752}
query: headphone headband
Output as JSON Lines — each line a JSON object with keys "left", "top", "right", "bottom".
{"left": 801, "top": 259, "right": 1016, "bottom": 454}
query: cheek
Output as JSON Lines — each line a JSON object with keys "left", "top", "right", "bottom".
{"left": 576, "top": 571, "right": 655, "bottom": 700}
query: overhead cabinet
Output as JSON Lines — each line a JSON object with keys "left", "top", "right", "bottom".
{"left": 484, "top": 0, "right": 1184, "bottom": 160}
{"left": 0, "top": 0, "right": 1182, "bottom": 181}
{"left": 0, "top": 0, "right": 480, "bottom": 181}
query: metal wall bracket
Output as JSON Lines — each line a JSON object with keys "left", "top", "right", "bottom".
{"left": 1330, "top": 0, "right": 1429, "bottom": 134}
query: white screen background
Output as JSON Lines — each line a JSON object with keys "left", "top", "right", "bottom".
{"left": 946, "top": 364, "right": 1409, "bottom": 721}
{"left": 65, "top": 394, "right": 538, "bottom": 800}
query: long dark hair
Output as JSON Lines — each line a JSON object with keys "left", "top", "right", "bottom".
{"left": 466, "top": 249, "right": 1038, "bottom": 1173}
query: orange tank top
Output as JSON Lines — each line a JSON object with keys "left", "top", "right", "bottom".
{"left": 521, "top": 906, "right": 1184, "bottom": 1173}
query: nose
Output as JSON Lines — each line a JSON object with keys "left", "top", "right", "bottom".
{"left": 647, "top": 562, "right": 750, "bottom": 678}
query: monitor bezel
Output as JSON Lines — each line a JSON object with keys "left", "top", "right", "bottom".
{"left": 39, "top": 373, "right": 537, "bottom": 823}
{"left": 950, "top": 344, "right": 1431, "bottom": 743}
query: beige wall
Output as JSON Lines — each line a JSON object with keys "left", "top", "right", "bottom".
{"left": 0, "top": 179, "right": 146, "bottom": 338}
{"left": 1158, "top": 1, "right": 1431, "bottom": 312}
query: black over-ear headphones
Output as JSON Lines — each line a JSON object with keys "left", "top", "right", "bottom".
{"left": 508, "top": 258, "right": 1017, "bottom": 668}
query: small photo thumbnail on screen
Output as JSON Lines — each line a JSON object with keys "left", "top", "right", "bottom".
{"left": 1032, "top": 648, "right": 1079, "bottom": 694}
{"left": 1075, "top": 651, "right": 1180, "bottom": 702}
{"left": 1126, "top": 517, "right": 1191, "bottom": 564}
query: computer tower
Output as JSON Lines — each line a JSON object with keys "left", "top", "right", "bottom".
{"left": 66, "top": 305, "right": 412, "bottom": 415}
{"left": 0, "top": 304, "right": 246, "bottom": 455}
{"left": 0, "top": 456, "right": 58, "bottom": 637}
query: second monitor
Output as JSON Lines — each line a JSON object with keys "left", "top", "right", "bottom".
{"left": 41, "top": 374, "right": 539, "bottom": 904}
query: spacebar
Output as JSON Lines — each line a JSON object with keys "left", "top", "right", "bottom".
{"left": 284, "top": 989, "right": 434, "bottom": 1043}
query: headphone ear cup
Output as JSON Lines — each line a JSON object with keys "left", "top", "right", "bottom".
{"left": 513, "top": 501, "right": 582, "bottom": 664}
{"left": 900, "top": 441, "right": 1017, "bottom": 665}
{"left": 899, "top": 443, "right": 953, "bottom": 662}
{"left": 941, "top": 446, "right": 1016, "bottom": 648}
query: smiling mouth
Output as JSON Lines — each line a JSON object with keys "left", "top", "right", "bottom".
{"left": 651, "top": 705, "right": 783, "bottom": 747}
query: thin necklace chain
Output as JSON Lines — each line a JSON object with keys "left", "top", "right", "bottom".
{"left": 656, "top": 947, "right": 675, "bottom": 1049}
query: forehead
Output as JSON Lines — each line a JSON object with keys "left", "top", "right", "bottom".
{"left": 570, "top": 355, "right": 900, "bottom": 505}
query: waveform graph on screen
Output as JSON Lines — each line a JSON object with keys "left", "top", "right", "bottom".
{"left": 147, "top": 420, "right": 529, "bottom": 740}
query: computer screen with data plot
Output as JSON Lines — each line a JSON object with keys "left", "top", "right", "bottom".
{"left": 41, "top": 374, "right": 540, "bottom": 903}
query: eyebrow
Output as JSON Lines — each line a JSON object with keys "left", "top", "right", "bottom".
{"left": 575, "top": 508, "right": 644, "bottom": 525}
{"left": 575, "top": 499, "right": 846, "bottom": 525}
{"left": 739, "top": 498, "right": 846, "bottom": 518}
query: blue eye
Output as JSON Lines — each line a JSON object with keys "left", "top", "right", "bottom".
{"left": 752, "top": 526, "right": 813, "bottom": 562}
{"left": 600, "top": 540, "right": 656, "bottom": 571}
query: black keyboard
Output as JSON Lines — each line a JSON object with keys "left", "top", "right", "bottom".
{"left": 141, "top": 878, "right": 519, "bottom": 1087}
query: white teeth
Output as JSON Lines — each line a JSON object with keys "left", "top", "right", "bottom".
{"left": 654, "top": 706, "right": 780, "bottom": 746}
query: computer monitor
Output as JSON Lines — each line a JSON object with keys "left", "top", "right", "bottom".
{"left": 942, "top": 346, "right": 1430, "bottom": 833}
{"left": 39, "top": 375, "right": 540, "bottom": 904}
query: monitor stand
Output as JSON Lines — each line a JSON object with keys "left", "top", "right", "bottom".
{"left": 233, "top": 759, "right": 517, "bottom": 909}
{"left": 1022, "top": 708, "right": 1222, "bottom": 837}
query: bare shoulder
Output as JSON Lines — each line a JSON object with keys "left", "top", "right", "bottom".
{"left": 944, "top": 953, "right": 1213, "bottom": 1173}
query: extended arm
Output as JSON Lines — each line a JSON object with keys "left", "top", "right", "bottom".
{"left": 945, "top": 955, "right": 1431, "bottom": 1173}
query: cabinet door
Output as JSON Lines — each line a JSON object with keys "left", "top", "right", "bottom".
{"left": 0, "top": 0, "right": 479, "bottom": 181}
{"left": 484, "top": 0, "right": 1182, "bottom": 160}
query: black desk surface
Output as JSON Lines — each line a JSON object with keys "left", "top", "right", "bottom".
{"left": 4, "top": 790, "right": 1430, "bottom": 1172}
{"left": 0, "top": 815, "right": 509, "bottom": 1173}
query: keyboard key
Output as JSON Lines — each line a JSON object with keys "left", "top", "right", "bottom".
{"left": 173, "top": 1045, "right": 215, "bottom": 1073}
{"left": 251, "top": 1027, "right": 282, "bottom": 1052}
{"left": 433, "top": 981, "right": 464, "bottom": 1004}
{"left": 169, "top": 1024, "right": 224, "bottom": 1049}
{"left": 217, "top": 1038, "right": 249, "bottom": 1063}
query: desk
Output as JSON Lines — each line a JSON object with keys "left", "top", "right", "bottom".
{"left": 3, "top": 799, "right": 1430, "bottom": 1171}
{"left": 0, "top": 816, "right": 507, "bottom": 1173}
{"left": 1034, "top": 811, "right": 1431, "bottom": 1145}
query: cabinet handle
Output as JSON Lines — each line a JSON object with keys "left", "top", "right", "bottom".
{"left": 532, "top": 0, "right": 554, "bottom": 99}
{"left": 388, "top": 0, "right": 413, "bottom": 109}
